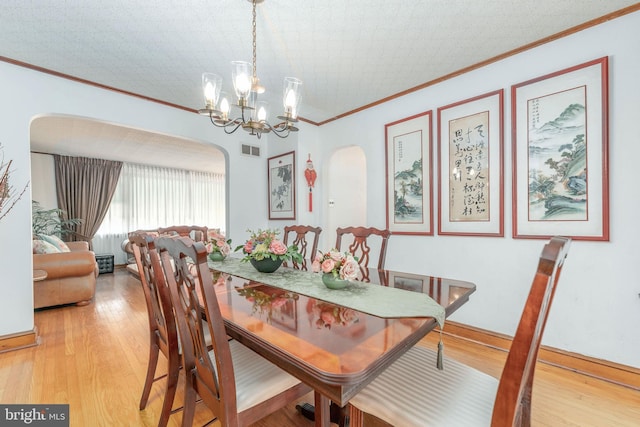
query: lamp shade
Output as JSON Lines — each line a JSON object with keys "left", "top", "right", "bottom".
{"left": 232, "top": 61, "right": 252, "bottom": 100}
{"left": 282, "top": 77, "right": 302, "bottom": 118}
{"left": 202, "top": 73, "right": 222, "bottom": 110}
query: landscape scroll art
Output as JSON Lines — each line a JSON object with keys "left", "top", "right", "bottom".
{"left": 268, "top": 150, "right": 296, "bottom": 220}
{"left": 385, "top": 111, "right": 433, "bottom": 235}
{"left": 512, "top": 57, "right": 609, "bottom": 241}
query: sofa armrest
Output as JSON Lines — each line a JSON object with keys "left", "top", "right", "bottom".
{"left": 33, "top": 251, "right": 97, "bottom": 280}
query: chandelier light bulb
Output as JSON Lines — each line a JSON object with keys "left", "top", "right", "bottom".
{"left": 204, "top": 82, "right": 216, "bottom": 103}
{"left": 284, "top": 89, "right": 296, "bottom": 110}
{"left": 258, "top": 106, "right": 267, "bottom": 121}
{"left": 220, "top": 95, "right": 230, "bottom": 116}
{"left": 235, "top": 75, "right": 251, "bottom": 96}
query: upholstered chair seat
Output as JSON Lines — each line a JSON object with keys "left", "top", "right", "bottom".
{"left": 224, "top": 339, "right": 304, "bottom": 413}
{"left": 348, "top": 346, "right": 498, "bottom": 427}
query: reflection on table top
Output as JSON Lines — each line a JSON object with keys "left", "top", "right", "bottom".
{"left": 209, "top": 265, "right": 475, "bottom": 405}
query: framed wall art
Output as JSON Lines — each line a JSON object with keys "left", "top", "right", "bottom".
{"left": 268, "top": 150, "right": 296, "bottom": 220}
{"left": 437, "top": 89, "right": 504, "bottom": 236}
{"left": 385, "top": 111, "right": 433, "bottom": 235}
{"left": 512, "top": 57, "right": 609, "bottom": 241}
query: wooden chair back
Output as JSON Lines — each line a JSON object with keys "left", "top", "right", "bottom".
{"left": 335, "top": 226, "right": 390, "bottom": 280}
{"left": 155, "top": 235, "right": 242, "bottom": 426}
{"left": 155, "top": 235, "right": 309, "bottom": 426}
{"left": 129, "top": 231, "right": 180, "bottom": 425}
{"left": 283, "top": 225, "right": 322, "bottom": 270}
{"left": 491, "top": 235, "right": 571, "bottom": 426}
{"left": 346, "top": 236, "right": 571, "bottom": 427}
{"left": 157, "top": 225, "right": 208, "bottom": 242}
{"left": 130, "top": 231, "right": 178, "bottom": 362}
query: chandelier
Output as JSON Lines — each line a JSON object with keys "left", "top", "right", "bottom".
{"left": 198, "top": 0, "right": 302, "bottom": 139}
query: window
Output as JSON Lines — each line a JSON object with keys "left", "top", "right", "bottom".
{"left": 93, "top": 163, "right": 225, "bottom": 264}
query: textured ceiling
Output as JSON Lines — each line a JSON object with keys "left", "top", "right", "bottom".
{"left": 2, "top": 0, "right": 638, "bottom": 172}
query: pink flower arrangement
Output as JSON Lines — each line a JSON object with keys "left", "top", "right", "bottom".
{"left": 205, "top": 230, "right": 231, "bottom": 256}
{"left": 312, "top": 249, "right": 360, "bottom": 281}
{"left": 236, "top": 228, "right": 303, "bottom": 263}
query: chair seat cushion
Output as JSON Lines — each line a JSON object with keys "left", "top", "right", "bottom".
{"left": 221, "top": 340, "right": 302, "bottom": 413}
{"left": 349, "top": 345, "right": 499, "bottom": 427}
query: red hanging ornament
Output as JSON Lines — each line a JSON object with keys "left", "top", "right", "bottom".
{"left": 304, "top": 154, "right": 317, "bottom": 212}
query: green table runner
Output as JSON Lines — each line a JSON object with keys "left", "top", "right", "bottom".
{"left": 209, "top": 257, "right": 444, "bottom": 328}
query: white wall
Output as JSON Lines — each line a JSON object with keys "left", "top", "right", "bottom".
{"left": 316, "top": 11, "right": 640, "bottom": 368}
{"left": 3, "top": 10, "right": 639, "bottom": 369}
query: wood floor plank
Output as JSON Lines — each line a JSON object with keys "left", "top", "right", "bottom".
{"left": 0, "top": 268, "right": 637, "bottom": 426}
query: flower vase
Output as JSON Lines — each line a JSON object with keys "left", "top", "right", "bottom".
{"left": 321, "top": 273, "right": 349, "bottom": 290}
{"left": 250, "top": 258, "right": 283, "bottom": 273}
{"left": 209, "top": 252, "right": 226, "bottom": 262}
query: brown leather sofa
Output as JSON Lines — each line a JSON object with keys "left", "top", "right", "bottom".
{"left": 33, "top": 241, "right": 99, "bottom": 309}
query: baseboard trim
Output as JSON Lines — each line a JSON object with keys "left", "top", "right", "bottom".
{"left": 0, "top": 327, "right": 40, "bottom": 354}
{"left": 444, "top": 321, "right": 640, "bottom": 391}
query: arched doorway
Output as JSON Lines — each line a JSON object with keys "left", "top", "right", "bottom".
{"left": 29, "top": 115, "right": 228, "bottom": 264}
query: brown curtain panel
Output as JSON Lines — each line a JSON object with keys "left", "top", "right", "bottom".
{"left": 54, "top": 155, "right": 122, "bottom": 245}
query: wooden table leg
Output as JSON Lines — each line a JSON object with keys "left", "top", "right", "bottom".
{"left": 349, "top": 404, "right": 364, "bottom": 427}
{"left": 314, "top": 391, "right": 331, "bottom": 427}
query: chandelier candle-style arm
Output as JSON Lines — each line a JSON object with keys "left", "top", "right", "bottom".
{"left": 198, "top": 0, "right": 302, "bottom": 139}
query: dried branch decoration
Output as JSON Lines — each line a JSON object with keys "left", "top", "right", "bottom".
{"left": 0, "top": 144, "right": 29, "bottom": 222}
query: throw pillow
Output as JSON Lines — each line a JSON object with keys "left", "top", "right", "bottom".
{"left": 33, "top": 239, "right": 61, "bottom": 254}
{"left": 41, "top": 235, "right": 71, "bottom": 252}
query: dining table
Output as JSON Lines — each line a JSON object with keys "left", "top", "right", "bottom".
{"left": 208, "top": 257, "right": 476, "bottom": 427}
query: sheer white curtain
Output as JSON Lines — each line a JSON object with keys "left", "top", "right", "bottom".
{"left": 92, "top": 163, "right": 225, "bottom": 264}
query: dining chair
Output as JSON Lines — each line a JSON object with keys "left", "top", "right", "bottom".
{"left": 157, "top": 225, "right": 209, "bottom": 242}
{"left": 154, "top": 235, "right": 311, "bottom": 427}
{"left": 129, "top": 231, "right": 180, "bottom": 427}
{"left": 346, "top": 236, "right": 571, "bottom": 427}
{"left": 335, "top": 226, "right": 390, "bottom": 281}
{"left": 283, "top": 225, "right": 322, "bottom": 270}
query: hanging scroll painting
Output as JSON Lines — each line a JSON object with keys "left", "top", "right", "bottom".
{"left": 268, "top": 151, "right": 296, "bottom": 220}
{"left": 512, "top": 57, "right": 609, "bottom": 240}
{"left": 385, "top": 111, "right": 433, "bottom": 235}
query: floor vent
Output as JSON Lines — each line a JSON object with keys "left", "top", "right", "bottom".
{"left": 241, "top": 144, "right": 260, "bottom": 157}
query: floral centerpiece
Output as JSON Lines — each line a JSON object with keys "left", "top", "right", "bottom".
{"left": 235, "top": 228, "right": 302, "bottom": 273}
{"left": 205, "top": 230, "right": 231, "bottom": 261}
{"left": 312, "top": 249, "right": 360, "bottom": 279}
{"left": 312, "top": 249, "right": 360, "bottom": 289}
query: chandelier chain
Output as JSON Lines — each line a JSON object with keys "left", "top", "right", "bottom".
{"left": 252, "top": 0, "right": 257, "bottom": 80}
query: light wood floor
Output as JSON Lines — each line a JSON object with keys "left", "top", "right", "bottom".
{"left": 1, "top": 268, "right": 638, "bottom": 426}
